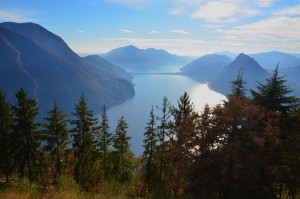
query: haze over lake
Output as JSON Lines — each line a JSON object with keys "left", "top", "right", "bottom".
{"left": 107, "top": 73, "right": 227, "bottom": 155}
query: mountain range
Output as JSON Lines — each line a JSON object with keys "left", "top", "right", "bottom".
{"left": 102, "top": 45, "right": 190, "bottom": 72}
{"left": 0, "top": 22, "right": 134, "bottom": 115}
{"left": 250, "top": 51, "right": 300, "bottom": 69}
{"left": 216, "top": 51, "right": 300, "bottom": 69}
{"left": 181, "top": 52, "right": 300, "bottom": 96}
{"left": 0, "top": 21, "right": 299, "bottom": 114}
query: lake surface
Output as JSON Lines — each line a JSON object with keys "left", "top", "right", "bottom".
{"left": 107, "top": 73, "right": 227, "bottom": 156}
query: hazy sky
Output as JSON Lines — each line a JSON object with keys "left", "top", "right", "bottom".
{"left": 0, "top": 0, "right": 300, "bottom": 56}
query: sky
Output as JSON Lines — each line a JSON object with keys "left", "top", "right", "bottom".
{"left": 0, "top": 0, "right": 300, "bottom": 56}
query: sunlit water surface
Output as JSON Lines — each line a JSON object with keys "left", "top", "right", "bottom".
{"left": 106, "top": 73, "right": 227, "bottom": 155}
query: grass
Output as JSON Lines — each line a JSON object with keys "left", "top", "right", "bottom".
{"left": 0, "top": 190, "right": 134, "bottom": 199}
{"left": 0, "top": 176, "right": 138, "bottom": 199}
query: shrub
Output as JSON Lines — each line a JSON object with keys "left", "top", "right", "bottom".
{"left": 56, "top": 175, "right": 81, "bottom": 194}
{"left": 9, "top": 178, "right": 39, "bottom": 197}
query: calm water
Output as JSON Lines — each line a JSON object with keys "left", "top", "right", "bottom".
{"left": 107, "top": 74, "right": 226, "bottom": 156}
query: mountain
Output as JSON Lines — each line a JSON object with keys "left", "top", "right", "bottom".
{"left": 279, "top": 65, "right": 300, "bottom": 96}
{"left": 180, "top": 54, "right": 232, "bottom": 82}
{"left": 0, "top": 22, "right": 134, "bottom": 114}
{"left": 215, "top": 51, "right": 239, "bottom": 60}
{"left": 250, "top": 51, "right": 300, "bottom": 69}
{"left": 83, "top": 55, "right": 133, "bottom": 82}
{"left": 291, "top": 53, "right": 300, "bottom": 58}
{"left": 211, "top": 53, "right": 269, "bottom": 95}
{"left": 102, "top": 45, "right": 189, "bottom": 72}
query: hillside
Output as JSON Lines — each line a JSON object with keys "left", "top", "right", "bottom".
{"left": 211, "top": 53, "right": 269, "bottom": 95}
{"left": 180, "top": 54, "right": 232, "bottom": 82}
{"left": 279, "top": 65, "right": 300, "bottom": 96}
{"left": 0, "top": 22, "right": 135, "bottom": 114}
{"left": 83, "top": 55, "right": 133, "bottom": 82}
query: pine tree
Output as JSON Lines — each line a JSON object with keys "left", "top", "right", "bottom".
{"left": 98, "top": 105, "right": 113, "bottom": 180}
{"left": 71, "top": 93, "right": 99, "bottom": 190}
{"left": 251, "top": 65, "right": 299, "bottom": 115}
{"left": 12, "top": 87, "right": 40, "bottom": 182}
{"left": 112, "top": 116, "right": 132, "bottom": 183}
{"left": 156, "top": 96, "right": 171, "bottom": 195}
{"left": 169, "top": 92, "right": 199, "bottom": 198}
{"left": 229, "top": 70, "right": 247, "bottom": 98}
{"left": 0, "top": 91, "right": 14, "bottom": 182}
{"left": 142, "top": 107, "right": 157, "bottom": 198}
{"left": 43, "top": 102, "right": 69, "bottom": 179}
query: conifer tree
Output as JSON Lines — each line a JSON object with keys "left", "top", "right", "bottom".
{"left": 229, "top": 70, "right": 247, "bottom": 98}
{"left": 112, "top": 116, "right": 132, "bottom": 183}
{"left": 98, "top": 105, "right": 112, "bottom": 180}
{"left": 156, "top": 97, "right": 171, "bottom": 195}
{"left": 142, "top": 107, "right": 157, "bottom": 198}
{"left": 43, "top": 102, "right": 69, "bottom": 179}
{"left": 251, "top": 65, "right": 299, "bottom": 115}
{"left": 12, "top": 87, "right": 40, "bottom": 182}
{"left": 71, "top": 93, "right": 99, "bottom": 190}
{"left": 0, "top": 91, "right": 14, "bottom": 182}
{"left": 169, "top": 92, "right": 199, "bottom": 198}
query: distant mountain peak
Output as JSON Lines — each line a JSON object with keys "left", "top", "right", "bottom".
{"left": 234, "top": 53, "right": 259, "bottom": 65}
{"left": 124, "top": 45, "right": 138, "bottom": 49}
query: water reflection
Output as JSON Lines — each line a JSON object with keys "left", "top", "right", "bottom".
{"left": 107, "top": 74, "right": 226, "bottom": 156}
{"left": 189, "top": 83, "right": 227, "bottom": 112}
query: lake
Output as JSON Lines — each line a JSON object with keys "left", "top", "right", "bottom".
{"left": 107, "top": 73, "right": 227, "bottom": 156}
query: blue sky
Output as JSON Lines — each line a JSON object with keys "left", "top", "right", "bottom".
{"left": 0, "top": 0, "right": 300, "bottom": 56}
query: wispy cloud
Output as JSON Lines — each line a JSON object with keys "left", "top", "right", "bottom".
{"left": 168, "top": 7, "right": 186, "bottom": 15}
{"left": 108, "top": 0, "right": 148, "bottom": 6}
{"left": 257, "top": 0, "right": 275, "bottom": 7}
{"left": 170, "top": 29, "right": 191, "bottom": 35}
{"left": 78, "top": 30, "right": 84, "bottom": 33}
{"left": 0, "top": 10, "right": 35, "bottom": 22}
{"left": 149, "top": 30, "right": 159, "bottom": 34}
{"left": 275, "top": 5, "right": 300, "bottom": 16}
{"left": 191, "top": 1, "right": 259, "bottom": 23}
{"left": 119, "top": 29, "right": 134, "bottom": 33}
{"left": 220, "top": 17, "right": 300, "bottom": 42}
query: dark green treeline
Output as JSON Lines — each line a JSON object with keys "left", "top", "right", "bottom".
{"left": 0, "top": 91, "right": 134, "bottom": 192}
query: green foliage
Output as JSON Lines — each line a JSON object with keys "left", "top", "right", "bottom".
{"left": 251, "top": 65, "right": 299, "bottom": 115}
{"left": 43, "top": 102, "right": 69, "bottom": 179}
{"left": 57, "top": 175, "right": 81, "bottom": 193}
{"left": 142, "top": 107, "right": 157, "bottom": 197}
{"left": 70, "top": 93, "right": 99, "bottom": 191}
{"left": 97, "top": 105, "right": 113, "bottom": 180}
{"left": 112, "top": 116, "right": 133, "bottom": 183}
{"left": 0, "top": 91, "right": 14, "bottom": 182}
{"left": 12, "top": 87, "right": 40, "bottom": 182}
{"left": 155, "top": 97, "right": 172, "bottom": 198}
{"left": 229, "top": 69, "right": 247, "bottom": 98}
{"left": 10, "top": 178, "right": 39, "bottom": 196}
